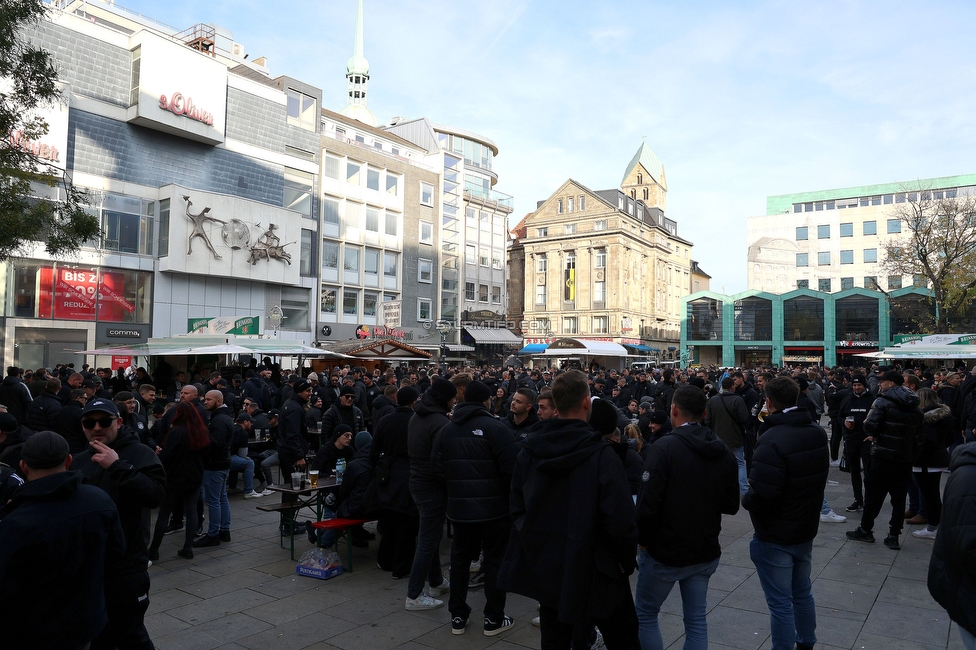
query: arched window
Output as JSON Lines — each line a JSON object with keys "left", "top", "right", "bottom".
{"left": 643, "top": 188, "right": 649, "bottom": 200}
{"left": 637, "top": 173, "right": 643, "bottom": 184}
{"left": 630, "top": 189, "right": 636, "bottom": 199}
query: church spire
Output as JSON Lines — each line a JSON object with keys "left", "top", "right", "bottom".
{"left": 340, "top": 0, "right": 378, "bottom": 127}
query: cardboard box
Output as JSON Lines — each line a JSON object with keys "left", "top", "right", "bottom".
{"left": 296, "top": 563, "right": 343, "bottom": 580}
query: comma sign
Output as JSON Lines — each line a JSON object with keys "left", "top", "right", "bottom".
{"left": 159, "top": 92, "right": 214, "bottom": 126}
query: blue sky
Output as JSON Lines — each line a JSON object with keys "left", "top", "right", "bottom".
{"left": 115, "top": 0, "right": 976, "bottom": 292}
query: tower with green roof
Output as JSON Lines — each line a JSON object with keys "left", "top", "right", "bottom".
{"left": 620, "top": 141, "right": 667, "bottom": 211}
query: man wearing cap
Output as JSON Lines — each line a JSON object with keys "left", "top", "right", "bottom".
{"left": 839, "top": 375, "right": 876, "bottom": 513}
{"left": 72, "top": 397, "right": 165, "bottom": 650}
{"left": 432, "top": 380, "right": 519, "bottom": 636}
{"left": 321, "top": 384, "right": 366, "bottom": 441}
{"left": 847, "top": 370, "right": 924, "bottom": 550}
{"left": 405, "top": 377, "right": 457, "bottom": 616}
{"left": 0, "top": 431, "right": 126, "bottom": 650}
{"left": 276, "top": 379, "right": 312, "bottom": 532}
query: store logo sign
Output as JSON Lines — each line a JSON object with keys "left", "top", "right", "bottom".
{"left": 159, "top": 92, "right": 214, "bottom": 126}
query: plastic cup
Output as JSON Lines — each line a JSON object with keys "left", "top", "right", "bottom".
{"left": 291, "top": 472, "right": 302, "bottom": 490}
{"left": 309, "top": 470, "right": 319, "bottom": 488}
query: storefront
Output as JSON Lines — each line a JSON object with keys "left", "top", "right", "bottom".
{"left": 782, "top": 347, "right": 824, "bottom": 366}
{"left": 735, "top": 345, "right": 772, "bottom": 368}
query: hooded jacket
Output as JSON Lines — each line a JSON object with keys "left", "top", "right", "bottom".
{"left": 497, "top": 417, "right": 637, "bottom": 624}
{"left": 0, "top": 471, "right": 126, "bottom": 650}
{"left": 637, "top": 423, "right": 739, "bottom": 566}
{"left": 407, "top": 390, "right": 452, "bottom": 503}
{"left": 928, "top": 443, "right": 976, "bottom": 636}
{"left": 743, "top": 408, "right": 828, "bottom": 546}
{"left": 503, "top": 406, "right": 540, "bottom": 439}
{"left": 0, "top": 425, "right": 33, "bottom": 471}
{"left": 370, "top": 405, "right": 417, "bottom": 515}
{"left": 203, "top": 405, "right": 234, "bottom": 471}
{"left": 431, "top": 401, "right": 519, "bottom": 522}
{"left": 72, "top": 428, "right": 166, "bottom": 574}
{"left": 278, "top": 394, "right": 310, "bottom": 460}
{"left": 27, "top": 390, "right": 62, "bottom": 432}
{"left": 370, "top": 394, "right": 395, "bottom": 426}
{"left": 915, "top": 403, "right": 953, "bottom": 470}
{"left": 863, "top": 385, "right": 924, "bottom": 463}
{"left": 0, "top": 375, "right": 32, "bottom": 425}
{"left": 321, "top": 401, "right": 365, "bottom": 440}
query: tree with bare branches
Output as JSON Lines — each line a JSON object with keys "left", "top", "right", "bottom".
{"left": 881, "top": 185, "right": 976, "bottom": 333}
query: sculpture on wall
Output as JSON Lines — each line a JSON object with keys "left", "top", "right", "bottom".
{"left": 183, "top": 195, "right": 226, "bottom": 259}
{"left": 248, "top": 223, "right": 293, "bottom": 265}
{"left": 221, "top": 218, "right": 251, "bottom": 250}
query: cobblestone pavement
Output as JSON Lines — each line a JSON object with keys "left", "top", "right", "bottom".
{"left": 145, "top": 464, "right": 961, "bottom": 650}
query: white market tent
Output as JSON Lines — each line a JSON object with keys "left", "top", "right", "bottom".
{"left": 73, "top": 335, "right": 352, "bottom": 359}
{"left": 855, "top": 344, "right": 976, "bottom": 360}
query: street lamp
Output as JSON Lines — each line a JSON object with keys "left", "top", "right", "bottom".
{"left": 436, "top": 321, "right": 454, "bottom": 364}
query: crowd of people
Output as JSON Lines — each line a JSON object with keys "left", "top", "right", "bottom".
{"left": 1, "top": 358, "right": 975, "bottom": 650}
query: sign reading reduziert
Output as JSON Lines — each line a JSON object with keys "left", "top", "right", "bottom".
{"left": 126, "top": 31, "right": 226, "bottom": 145}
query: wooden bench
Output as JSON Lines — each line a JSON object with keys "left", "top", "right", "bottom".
{"left": 309, "top": 518, "right": 375, "bottom": 571}
{"left": 257, "top": 503, "right": 309, "bottom": 560}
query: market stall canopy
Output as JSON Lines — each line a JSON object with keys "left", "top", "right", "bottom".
{"left": 623, "top": 344, "right": 656, "bottom": 355}
{"left": 446, "top": 344, "right": 475, "bottom": 353}
{"left": 462, "top": 328, "right": 522, "bottom": 344}
{"left": 541, "top": 338, "right": 628, "bottom": 356}
{"left": 518, "top": 343, "right": 549, "bottom": 355}
{"left": 73, "top": 335, "right": 351, "bottom": 358}
{"left": 321, "top": 338, "right": 432, "bottom": 361}
{"left": 855, "top": 344, "right": 976, "bottom": 360}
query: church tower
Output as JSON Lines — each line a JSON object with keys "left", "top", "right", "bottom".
{"left": 339, "top": 0, "right": 378, "bottom": 127}
{"left": 620, "top": 141, "right": 667, "bottom": 211}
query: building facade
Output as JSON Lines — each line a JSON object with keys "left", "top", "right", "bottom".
{"left": 680, "top": 286, "right": 962, "bottom": 368}
{"left": 747, "top": 174, "right": 976, "bottom": 294}
{"left": 3, "top": 0, "right": 324, "bottom": 369}
{"left": 514, "top": 143, "right": 694, "bottom": 359}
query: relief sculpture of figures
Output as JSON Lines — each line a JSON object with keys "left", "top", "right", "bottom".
{"left": 248, "top": 223, "right": 293, "bottom": 265}
{"left": 183, "top": 194, "right": 226, "bottom": 259}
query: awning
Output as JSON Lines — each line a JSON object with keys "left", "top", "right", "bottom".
{"left": 73, "top": 336, "right": 349, "bottom": 358}
{"left": 519, "top": 343, "right": 549, "bottom": 355}
{"left": 623, "top": 344, "right": 654, "bottom": 355}
{"left": 446, "top": 344, "right": 475, "bottom": 352}
{"left": 463, "top": 328, "right": 522, "bottom": 344}
{"left": 542, "top": 339, "right": 628, "bottom": 356}
{"left": 321, "top": 338, "right": 432, "bottom": 361}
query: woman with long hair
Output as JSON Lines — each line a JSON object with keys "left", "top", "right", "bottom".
{"left": 490, "top": 387, "right": 508, "bottom": 418}
{"left": 911, "top": 388, "right": 953, "bottom": 540}
{"left": 148, "top": 401, "right": 209, "bottom": 560}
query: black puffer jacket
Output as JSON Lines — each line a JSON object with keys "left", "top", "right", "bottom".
{"left": 203, "top": 405, "right": 234, "bottom": 471}
{"left": 72, "top": 428, "right": 166, "bottom": 574}
{"left": 370, "top": 406, "right": 415, "bottom": 515}
{"left": 638, "top": 423, "right": 739, "bottom": 567}
{"left": 407, "top": 390, "right": 452, "bottom": 503}
{"left": 0, "top": 376, "right": 31, "bottom": 424}
{"left": 503, "top": 407, "right": 540, "bottom": 439}
{"left": 498, "top": 417, "right": 636, "bottom": 624}
{"left": 27, "top": 391, "right": 62, "bottom": 432}
{"left": 928, "top": 443, "right": 976, "bottom": 636}
{"left": 320, "top": 402, "right": 365, "bottom": 440}
{"left": 863, "top": 386, "right": 923, "bottom": 462}
{"left": 743, "top": 408, "right": 828, "bottom": 546}
{"left": 431, "top": 401, "right": 519, "bottom": 523}
{"left": 277, "top": 395, "right": 310, "bottom": 460}
{"left": 915, "top": 404, "right": 953, "bottom": 470}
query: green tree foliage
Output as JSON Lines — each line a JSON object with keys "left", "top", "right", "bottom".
{"left": 882, "top": 185, "right": 976, "bottom": 333}
{"left": 0, "top": 0, "right": 99, "bottom": 261}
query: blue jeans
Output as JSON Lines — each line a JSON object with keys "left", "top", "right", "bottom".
{"left": 202, "top": 469, "right": 231, "bottom": 536}
{"left": 732, "top": 446, "right": 748, "bottom": 494}
{"left": 749, "top": 537, "right": 816, "bottom": 650}
{"left": 635, "top": 548, "right": 718, "bottom": 650}
{"left": 406, "top": 498, "right": 447, "bottom": 599}
{"left": 820, "top": 496, "right": 831, "bottom": 515}
{"left": 229, "top": 455, "right": 255, "bottom": 493}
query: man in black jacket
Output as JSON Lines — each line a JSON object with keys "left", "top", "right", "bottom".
{"left": 27, "top": 377, "right": 62, "bottom": 432}
{"left": 194, "top": 390, "right": 235, "bottom": 548}
{"left": 704, "top": 377, "right": 750, "bottom": 494}
{"left": 276, "top": 379, "right": 311, "bottom": 532}
{"left": 637, "top": 385, "right": 739, "bottom": 650}
{"left": 0, "top": 366, "right": 32, "bottom": 425}
{"left": 847, "top": 370, "right": 923, "bottom": 550}
{"left": 72, "top": 397, "right": 166, "bottom": 650}
{"left": 432, "top": 380, "right": 519, "bottom": 637}
{"left": 321, "top": 385, "right": 366, "bottom": 441}
{"left": 839, "top": 375, "right": 875, "bottom": 512}
{"left": 927, "top": 442, "right": 976, "bottom": 648}
{"left": 404, "top": 378, "right": 456, "bottom": 613}
{"left": 743, "top": 377, "right": 828, "bottom": 650}
{"left": 503, "top": 387, "right": 539, "bottom": 439}
{"left": 498, "top": 369, "right": 639, "bottom": 650}
{"left": 0, "top": 431, "right": 126, "bottom": 650}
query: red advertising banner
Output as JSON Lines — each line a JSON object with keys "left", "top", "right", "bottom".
{"left": 37, "top": 267, "right": 135, "bottom": 321}
{"left": 111, "top": 356, "right": 132, "bottom": 370}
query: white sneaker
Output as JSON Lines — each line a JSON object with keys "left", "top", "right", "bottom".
{"left": 592, "top": 630, "right": 606, "bottom": 649}
{"left": 531, "top": 616, "right": 541, "bottom": 627}
{"left": 243, "top": 490, "right": 265, "bottom": 499}
{"left": 260, "top": 488, "right": 274, "bottom": 496}
{"left": 469, "top": 559, "right": 482, "bottom": 573}
{"left": 405, "top": 594, "right": 443, "bottom": 611}
{"left": 821, "top": 511, "right": 847, "bottom": 523}
{"left": 912, "top": 528, "right": 938, "bottom": 539}
{"left": 428, "top": 578, "right": 450, "bottom": 596}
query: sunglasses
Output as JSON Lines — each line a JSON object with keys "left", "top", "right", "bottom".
{"left": 82, "top": 416, "right": 116, "bottom": 429}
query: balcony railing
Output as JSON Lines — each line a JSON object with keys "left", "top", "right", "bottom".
{"left": 463, "top": 188, "right": 514, "bottom": 212}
